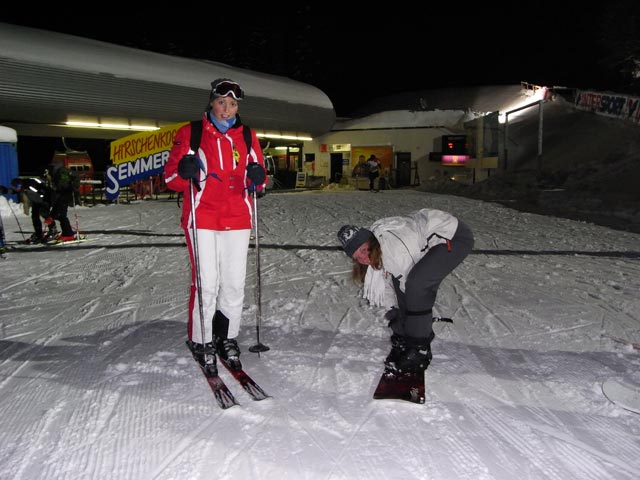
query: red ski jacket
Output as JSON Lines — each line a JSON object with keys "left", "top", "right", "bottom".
{"left": 164, "top": 114, "right": 265, "bottom": 231}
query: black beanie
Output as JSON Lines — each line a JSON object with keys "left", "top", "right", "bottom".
{"left": 337, "top": 225, "right": 373, "bottom": 257}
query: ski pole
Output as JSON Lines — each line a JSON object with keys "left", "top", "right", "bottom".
{"left": 7, "top": 197, "right": 26, "bottom": 241}
{"left": 72, "top": 195, "right": 81, "bottom": 238}
{"left": 189, "top": 179, "right": 207, "bottom": 350}
{"left": 0, "top": 208, "right": 6, "bottom": 256}
{"left": 248, "top": 188, "right": 270, "bottom": 354}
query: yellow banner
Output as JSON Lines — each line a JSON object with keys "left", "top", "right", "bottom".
{"left": 109, "top": 122, "right": 188, "bottom": 165}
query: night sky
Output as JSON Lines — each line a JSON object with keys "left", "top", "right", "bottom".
{"left": 3, "top": 6, "right": 637, "bottom": 116}
{"left": 1, "top": 5, "right": 638, "bottom": 173}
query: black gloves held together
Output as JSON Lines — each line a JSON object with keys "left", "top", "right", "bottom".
{"left": 178, "top": 155, "right": 202, "bottom": 180}
{"left": 246, "top": 162, "right": 266, "bottom": 185}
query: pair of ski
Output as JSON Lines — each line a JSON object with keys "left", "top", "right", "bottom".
{"left": 18, "top": 234, "right": 90, "bottom": 247}
{"left": 192, "top": 347, "right": 269, "bottom": 409}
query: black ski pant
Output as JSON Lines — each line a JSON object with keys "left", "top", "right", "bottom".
{"left": 390, "top": 221, "right": 474, "bottom": 341}
{"left": 368, "top": 172, "right": 379, "bottom": 190}
{"left": 31, "top": 203, "right": 45, "bottom": 236}
{"left": 50, "top": 199, "right": 73, "bottom": 236}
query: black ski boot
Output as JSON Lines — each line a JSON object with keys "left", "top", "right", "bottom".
{"left": 186, "top": 340, "right": 218, "bottom": 376}
{"left": 213, "top": 310, "right": 242, "bottom": 370}
{"left": 217, "top": 338, "right": 242, "bottom": 370}
{"left": 26, "top": 232, "right": 44, "bottom": 244}
{"left": 44, "top": 224, "right": 60, "bottom": 243}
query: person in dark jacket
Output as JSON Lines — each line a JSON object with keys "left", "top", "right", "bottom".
{"left": 366, "top": 155, "right": 381, "bottom": 191}
{"left": 352, "top": 155, "right": 368, "bottom": 177}
{"left": 11, "top": 177, "right": 59, "bottom": 244}
{"left": 164, "top": 78, "right": 266, "bottom": 375}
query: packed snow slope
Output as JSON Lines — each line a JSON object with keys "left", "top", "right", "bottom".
{"left": 0, "top": 189, "right": 639, "bottom": 480}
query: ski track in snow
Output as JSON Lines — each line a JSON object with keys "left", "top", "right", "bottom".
{"left": 1, "top": 191, "right": 639, "bottom": 480}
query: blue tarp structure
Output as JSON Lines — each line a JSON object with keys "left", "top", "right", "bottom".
{"left": 0, "top": 126, "right": 19, "bottom": 203}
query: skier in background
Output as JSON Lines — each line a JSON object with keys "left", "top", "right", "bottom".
{"left": 45, "top": 157, "right": 78, "bottom": 242}
{"left": 366, "top": 154, "right": 381, "bottom": 191}
{"left": 10, "top": 177, "right": 59, "bottom": 244}
{"left": 337, "top": 208, "right": 474, "bottom": 374}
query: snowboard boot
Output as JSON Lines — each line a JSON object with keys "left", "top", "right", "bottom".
{"left": 384, "top": 334, "right": 408, "bottom": 371}
{"left": 394, "top": 338, "right": 432, "bottom": 374}
{"left": 186, "top": 340, "right": 218, "bottom": 376}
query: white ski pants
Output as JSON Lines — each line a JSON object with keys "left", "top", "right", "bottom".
{"left": 186, "top": 228, "right": 251, "bottom": 344}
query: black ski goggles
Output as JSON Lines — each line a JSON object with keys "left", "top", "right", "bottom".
{"left": 211, "top": 81, "right": 244, "bottom": 100}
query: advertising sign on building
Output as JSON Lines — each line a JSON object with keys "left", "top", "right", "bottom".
{"left": 105, "top": 122, "right": 187, "bottom": 200}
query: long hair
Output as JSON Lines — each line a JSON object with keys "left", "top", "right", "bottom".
{"left": 350, "top": 234, "right": 382, "bottom": 284}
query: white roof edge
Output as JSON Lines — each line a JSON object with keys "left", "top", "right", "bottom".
{"left": 335, "top": 109, "right": 477, "bottom": 129}
{"left": 0, "top": 22, "right": 334, "bottom": 110}
{"left": 0, "top": 125, "right": 18, "bottom": 143}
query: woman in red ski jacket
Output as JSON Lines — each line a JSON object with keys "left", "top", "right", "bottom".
{"left": 164, "top": 78, "right": 266, "bottom": 374}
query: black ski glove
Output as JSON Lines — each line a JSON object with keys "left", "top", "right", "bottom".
{"left": 246, "top": 162, "right": 266, "bottom": 185}
{"left": 384, "top": 307, "right": 400, "bottom": 325}
{"left": 386, "top": 305, "right": 406, "bottom": 324}
{"left": 178, "top": 155, "right": 203, "bottom": 180}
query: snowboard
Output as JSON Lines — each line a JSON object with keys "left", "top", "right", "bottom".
{"left": 373, "top": 368, "right": 425, "bottom": 404}
{"left": 602, "top": 377, "right": 640, "bottom": 414}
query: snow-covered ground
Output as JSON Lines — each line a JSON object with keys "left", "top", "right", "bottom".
{"left": 1, "top": 189, "right": 639, "bottom": 480}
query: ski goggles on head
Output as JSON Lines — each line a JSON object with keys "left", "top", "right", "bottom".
{"left": 211, "top": 81, "right": 244, "bottom": 100}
